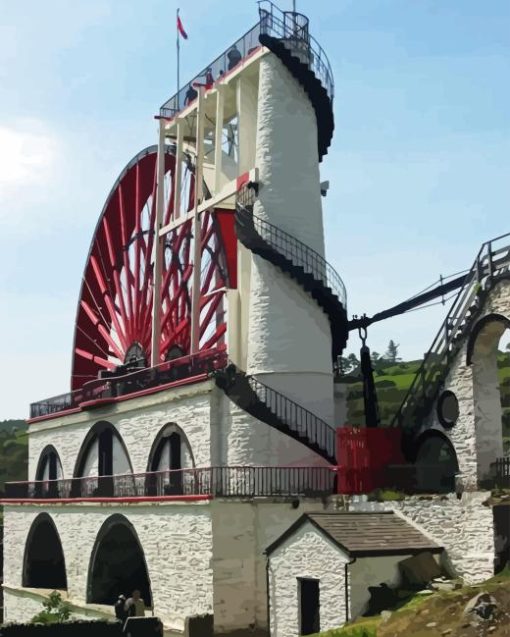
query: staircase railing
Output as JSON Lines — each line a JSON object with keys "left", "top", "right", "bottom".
{"left": 393, "top": 232, "right": 510, "bottom": 429}
{"left": 216, "top": 363, "right": 336, "bottom": 462}
{"left": 243, "top": 371, "right": 337, "bottom": 461}
{"left": 237, "top": 185, "right": 347, "bottom": 308}
{"left": 258, "top": 0, "right": 334, "bottom": 102}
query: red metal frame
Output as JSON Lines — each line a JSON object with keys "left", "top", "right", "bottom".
{"left": 336, "top": 427, "right": 405, "bottom": 494}
{"left": 71, "top": 147, "right": 232, "bottom": 390}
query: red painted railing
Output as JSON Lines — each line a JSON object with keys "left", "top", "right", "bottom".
{"left": 29, "top": 346, "right": 228, "bottom": 419}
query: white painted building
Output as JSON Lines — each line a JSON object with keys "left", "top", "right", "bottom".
{"left": 2, "top": 2, "right": 509, "bottom": 637}
{"left": 266, "top": 512, "right": 443, "bottom": 637}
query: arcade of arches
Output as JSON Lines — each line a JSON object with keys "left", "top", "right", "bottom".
{"left": 22, "top": 513, "right": 153, "bottom": 608}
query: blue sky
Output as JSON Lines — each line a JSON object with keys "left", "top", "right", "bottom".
{"left": 1, "top": 0, "right": 509, "bottom": 418}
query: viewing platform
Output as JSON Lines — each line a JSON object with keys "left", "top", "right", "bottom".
{"left": 159, "top": 1, "right": 334, "bottom": 120}
{"left": 29, "top": 347, "right": 227, "bottom": 422}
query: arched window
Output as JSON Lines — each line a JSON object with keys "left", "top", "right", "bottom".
{"left": 72, "top": 422, "right": 133, "bottom": 497}
{"left": 87, "top": 514, "right": 152, "bottom": 607}
{"left": 414, "top": 431, "right": 459, "bottom": 493}
{"left": 35, "top": 445, "right": 64, "bottom": 498}
{"left": 146, "top": 424, "right": 195, "bottom": 495}
{"left": 23, "top": 513, "right": 67, "bottom": 589}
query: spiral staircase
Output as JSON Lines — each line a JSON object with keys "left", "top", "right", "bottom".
{"left": 213, "top": 3, "right": 348, "bottom": 464}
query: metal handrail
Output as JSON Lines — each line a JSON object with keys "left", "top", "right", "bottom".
{"left": 258, "top": 0, "right": 334, "bottom": 102}
{"left": 245, "top": 373, "right": 336, "bottom": 460}
{"left": 237, "top": 185, "right": 347, "bottom": 308}
{"left": 160, "top": 21, "right": 263, "bottom": 118}
{"left": 159, "top": 2, "right": 334, "bottom": 118}
{"left": 3, "top": 465, "right": 336, "bottom": 499}
{"left": 218, "top": 361, "right": 336, "bottom": 460}
{"left": 30, "top": 346, "right": 228, "bottom": 419}
{"left": 393, "top": 231, "right": 510, "bottom": 429}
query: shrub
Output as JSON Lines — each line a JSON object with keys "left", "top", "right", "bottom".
{"left": 31, "top": 591, "right": 71, "bottom": 624}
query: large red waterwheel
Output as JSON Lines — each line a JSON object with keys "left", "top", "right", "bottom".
{"left": 71, "top": 145, "right": 230, "bottom": 390}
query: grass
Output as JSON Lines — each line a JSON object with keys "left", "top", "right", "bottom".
{"left": 323, "top": 568, "right": 510, "bottom": 637}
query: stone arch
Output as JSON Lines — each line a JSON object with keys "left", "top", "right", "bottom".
{"left": 413, "top": 430, "right": 459, "bottom": 493}
{"left": 87, "top": 514, "right": 152, "bottom": 607}
{"left": 73, "top": 421, "right": 133, "bottom": 478}
{"left": 466, "top": 313, "right": 510, "bottom": 366}
{"left": 145, "top": 423, "right": 195, "bottom": 495}
{"left": 71, "top": 421, "right": 134, "bottom": 497}
{"left": 23, "top": 513, "right": 67, "bottom": 589}
{"left": 35, "top": 444, "right": 64, "bottom": 481}
{"left": 466, "top": 313, "right": 507, "bottom": 482}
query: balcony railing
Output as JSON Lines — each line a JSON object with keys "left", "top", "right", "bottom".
{"left": 487, "top": 457, "right": 510, "bottom": 489}
{"left": 29, "top": 346, "right": 227, "bottom": 420}
{"left": 4, "top": 466, "right": 336, "bottom": 500}
{"left": 160, "top": 22, "right": 263, "bottom": 118}
{"left": 159, "top": 1, "right": 334, "bottom": 119}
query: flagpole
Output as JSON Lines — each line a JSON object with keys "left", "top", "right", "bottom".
{"left": 176, "top": 8, "right": 180, "bottom": 103}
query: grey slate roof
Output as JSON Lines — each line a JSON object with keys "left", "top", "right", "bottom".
{"left": 266, "top": 512, "right": 443, "bottom": 557}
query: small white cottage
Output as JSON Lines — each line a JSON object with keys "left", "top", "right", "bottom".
{"left": 266, "top": 512, "right": 443, "bottom": 637}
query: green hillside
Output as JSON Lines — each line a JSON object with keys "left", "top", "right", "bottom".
{"left": 345, "top": 353, "right": 510, "bottom": 454}
{"left": 0, "top": 420, "right": 28, "bottom": 496}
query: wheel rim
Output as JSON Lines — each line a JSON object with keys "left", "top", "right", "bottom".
{"left": 71, "top": 145, "right": 228, "bottom": 390}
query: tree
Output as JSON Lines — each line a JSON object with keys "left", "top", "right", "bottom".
{"left": 384, "top": 340, "right": 401, "bottom": 364}
{"left": 337, "top": 353, "right": 360, "bottom": 375}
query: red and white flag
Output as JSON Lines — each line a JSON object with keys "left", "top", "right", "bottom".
{"left": 177, "top": 12, "right": 188, "bottom": 39}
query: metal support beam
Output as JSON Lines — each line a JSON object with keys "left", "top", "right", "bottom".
{"left": 214, "top": 85, "right": 225, "bottom": 194}
{"left": 173, "top": 119, "right": 183, "bottom": 219}
{"left": 158, "top": 168, "right": 258, "bottom": 237}
{"left": 190, "top": 87, "right": 205, "bottom": 354}
{"left": 150, "top": 121, "right": 166, "bottom": 366}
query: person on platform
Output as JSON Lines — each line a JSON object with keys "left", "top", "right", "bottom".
{"left": 205, "top": 67, "right": 214, "bottom": 89}
{"left": 227, "top": 44, "right": 242, "bottom": 70}
{"left": 184, "top": 82, "right": 198, "bottom": 105}
{"left": 124, "top": 589, "right": 146, "bottom": 617}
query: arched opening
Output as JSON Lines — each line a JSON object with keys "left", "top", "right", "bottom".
{"left": 467, "top": 313, "right": 509, "bottom": 483}
{"left": 87, "top": 515, "right": 152, "bottom": 608}
{"left": 72, "top": 421, "right": 133, "bottom": 497}
{"left": 35, "top": 445, "right": 64, "bottom": 497}
{"left": 413, "top": 431, "right": 459, "bottom": 493}
{"left": 165, "top": 344, "right": 185, "bottom": 361}
{"left": 146, "top": 424, "right": 195, "bottom": 495}
{"left": 23, "top": 513, "right": 67, "bottom": 589}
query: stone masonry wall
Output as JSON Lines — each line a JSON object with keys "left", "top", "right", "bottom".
{"left": 422, "top": 279, "right": 510, "bottom": 488}
{"left": 28, "top": 381, "right": 215, "bottom": 481}
{"left": 268, "top": 521, "right": 349, "bottom": 637}
{"left": 346, "top": 492, "right": 495, "bottom": 583}
{"left": 2, "top": 502, "right": 214, "bottom": 631}
{"left": 210, "top": 499, "right": 328, "bottom": 634}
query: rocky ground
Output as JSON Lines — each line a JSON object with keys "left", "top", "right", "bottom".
{"left": 320, "top": 568, "right": 510, "bottom": 637}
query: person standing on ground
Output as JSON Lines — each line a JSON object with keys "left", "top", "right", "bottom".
{"left": 114, "top": 594, "right": 127, "bottom": 622}
{"left": 124, "top": 589, "right": 146, "bottom": 617}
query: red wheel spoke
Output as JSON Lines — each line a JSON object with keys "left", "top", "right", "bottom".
{"left": 118, "top": 183, "right": 135, "bottom": 326}
{"left": 71, "top": 148, "right": 229, "bottom": 390}
{"left": 199, "top": 292, "right": 223, "bottom": 339}
{"left": 202, "top": 323, "right": 227, "bottom": 350}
